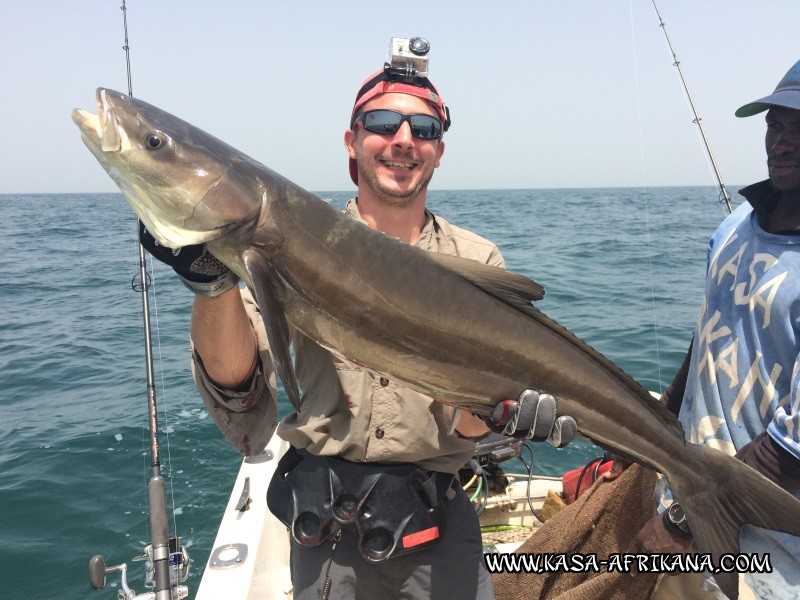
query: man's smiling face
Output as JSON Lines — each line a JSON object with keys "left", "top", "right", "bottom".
{"left": 345, "top": 93, "right": 445, "bottom": 208}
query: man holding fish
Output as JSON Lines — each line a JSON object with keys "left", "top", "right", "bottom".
{"left": 140, "top": 38, "right": 575, "bottom": 599}
{"left": 74, "top": 31, "right": 800, "bottom": 599}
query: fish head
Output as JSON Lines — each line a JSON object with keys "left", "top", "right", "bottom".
{"left": 72, "top": 88, "right": 262, "bottom": 249}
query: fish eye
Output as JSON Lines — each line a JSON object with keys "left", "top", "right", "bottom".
{"left": 144, "top": 132, "right": 165, "bottom": 150}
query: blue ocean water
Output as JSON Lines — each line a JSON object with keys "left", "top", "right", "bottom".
{"left": 0, "top": 187, "right": 734, "bottom": 598}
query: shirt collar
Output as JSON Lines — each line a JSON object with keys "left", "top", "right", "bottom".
{"left": 344, "top": 198, "right": 439, "bottom": 249}
{"left": 739, "top": 179, "right": 782, "bottom": 225}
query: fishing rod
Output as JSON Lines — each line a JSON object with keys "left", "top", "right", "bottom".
{"left": 88, "top": 2, "right": 189, "bottom": 599}
{"left": 650, "top": 0, "right": 733, "bottom": 215}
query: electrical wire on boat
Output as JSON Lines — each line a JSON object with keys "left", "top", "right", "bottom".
{"left": 469, "top": 471, "right": 485, "bottom": 503}
{"left": 650, "top": 0, "right": 732, "bottom": 215}
{"left": 462, "top": 474, "right": 479, "bottom": 491}
{"left": 87, "top": 2, "right": 189, "bottom": 598}
{"left": 467, "top": 458, "right": 490, "bottom": 516}
{"left": 518, "top": 442, "right": 547, "bottom": 524}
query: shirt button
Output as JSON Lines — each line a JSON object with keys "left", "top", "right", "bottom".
{"left": 375, "top": 427, "right": 385, "bottom": 439}
{"left": 379, "top": 377, "right": 389, "bottom": 387}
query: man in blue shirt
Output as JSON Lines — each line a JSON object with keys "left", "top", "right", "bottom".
{"left": 636, "top": 60, "right": 800, "bottom": 599}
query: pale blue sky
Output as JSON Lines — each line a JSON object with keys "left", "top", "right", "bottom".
{"left": 3, "top": 1, "right": 800, "bottom": 194}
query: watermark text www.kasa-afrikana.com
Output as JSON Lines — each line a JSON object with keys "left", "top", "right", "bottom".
{"left": 484, "top": 552, "right": 772, "bottom": 575}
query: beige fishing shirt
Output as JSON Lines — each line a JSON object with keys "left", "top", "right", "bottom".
{"left": 193, "top": 199, "right": 505, "bottom": 474}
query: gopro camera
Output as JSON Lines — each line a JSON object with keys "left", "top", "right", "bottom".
{"left": 386, "top": 36, "right": 430, "bottom": 82}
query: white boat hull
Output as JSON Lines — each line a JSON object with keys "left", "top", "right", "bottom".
{"left": 196, "top": 435, "right": 293, "bottom": 600}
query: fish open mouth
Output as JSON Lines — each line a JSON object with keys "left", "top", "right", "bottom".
{"left": 72, "top": 89, "right": 126, "bottom": 152}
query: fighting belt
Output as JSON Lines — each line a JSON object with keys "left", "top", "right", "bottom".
{"left": 267, "top": 446, "right": 454, "bottom": 562}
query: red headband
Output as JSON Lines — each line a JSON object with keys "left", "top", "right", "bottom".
{"left": 348, "top": 68, "right": 450, "bottom": 184}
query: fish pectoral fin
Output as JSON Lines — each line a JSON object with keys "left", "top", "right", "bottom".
{"left": 425, "top": 252, "right": 545, "bottom": 306}
{"left": 242, "top": 248, "right": 302, "bottom": 412}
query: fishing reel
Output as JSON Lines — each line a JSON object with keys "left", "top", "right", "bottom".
{"left": 459, "top": 432, "right": 525, "bottom": 515}
{"left": 384, "top": 36, "right": 430, "bottom": 83}
{"left": 89, "top": 536, "right": 189, "bottom": 600}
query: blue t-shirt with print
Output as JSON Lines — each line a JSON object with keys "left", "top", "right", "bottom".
{"left": 659, "top": 191, "right": 800, "bottom": 598}
{"left": 683, "top": 199, "right": 800, "bottom": 458}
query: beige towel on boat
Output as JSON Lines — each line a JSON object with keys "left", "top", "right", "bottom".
{"left": 492, "top": 463, "right": 660, "bottom": 600}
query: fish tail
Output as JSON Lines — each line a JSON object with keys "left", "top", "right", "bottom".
{"left": 668, "top": 442, "right": 800, "bottom": 600}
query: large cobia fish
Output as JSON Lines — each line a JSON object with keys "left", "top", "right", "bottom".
{"left": 74, "top": 88, "right": 800, "bottom": 599}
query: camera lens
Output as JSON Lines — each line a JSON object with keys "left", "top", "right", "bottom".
{"left": 409, "top": 37, "right": 430, "bottom": 56}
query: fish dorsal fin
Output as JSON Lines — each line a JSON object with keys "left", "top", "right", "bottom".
{"left": 426, "top": 252, "right": 666, "bottom": 417}
{"left": 242, "top": 248, "right": 302, "bottom": 412}
{"left": 424, "top": 252, "right": 545, "bottom": 311}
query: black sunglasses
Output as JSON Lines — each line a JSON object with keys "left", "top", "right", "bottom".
{"left": 352, "top": 109, "right": 443, "bottom": 140}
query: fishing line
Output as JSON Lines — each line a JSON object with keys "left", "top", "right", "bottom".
{"left": 119, "top": 1, "right": 183, "bottom": 592}
{"left": 121, "top": 0, "right": 157, "bottom": 552}
{"left": 132, "top": 223, "right": 184, "bottom": 587}
{"left": 650, "top": 0, "right": 733, "bottom": 217}
{"left": 630, "top": 1, "right": 735, "bottom": 392}
{"left": 146, "top": 254, "right": 181, "bottom": 536}
{"left": 626, "top": 0, "right": 664, "bottom": 391}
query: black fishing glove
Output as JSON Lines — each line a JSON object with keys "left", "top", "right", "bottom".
{"left": 482, "top": 390, "right": 577, "bottom": 447}
{"left": 139, "top": 221, "right": 239, "bottom": 298}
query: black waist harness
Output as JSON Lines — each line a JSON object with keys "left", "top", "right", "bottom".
{"left": 266, "top": 446, "right": 455, "bottom": 562}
